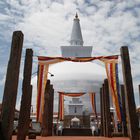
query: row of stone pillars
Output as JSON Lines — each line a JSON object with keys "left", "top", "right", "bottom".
{"left": 0, "top": 31, "right": 35, "bottom": 140}
{"left": 0, "top": 31, "right": 54, "bottom": 140}
{"left": 0, "top": 31, "right": 139, "bottom": 140}
{"left": 100, "top": 81, "right": 128, "bottom": 137}
{"left": 100, "top": 47, "right": 139, "bottom": 140}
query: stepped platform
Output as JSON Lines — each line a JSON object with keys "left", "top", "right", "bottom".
{"left": 62, "top": 128, "right": 92, "bottom": 136}
{"left": 12, "top": 136, "right": 129, "bottom": 140}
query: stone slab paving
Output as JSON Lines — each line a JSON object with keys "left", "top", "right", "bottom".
{"left": 13, "top": 136, "right": 129, "bottom": 140}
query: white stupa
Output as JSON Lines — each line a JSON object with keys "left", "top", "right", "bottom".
{"left": 48, "top": 13, "right": 107, "bottom": 112}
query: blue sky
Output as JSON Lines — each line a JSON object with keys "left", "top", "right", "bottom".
{"left": 0, "top": 0, "right": 140, "bottom": 110}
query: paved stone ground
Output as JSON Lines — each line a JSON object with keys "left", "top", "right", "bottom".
{"left": 12, "top": 136, "right": 129, "bottom": 140}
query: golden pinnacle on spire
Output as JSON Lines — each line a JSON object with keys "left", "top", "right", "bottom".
{"left": 75, "top": 12, "right": 78, "bottom": 19}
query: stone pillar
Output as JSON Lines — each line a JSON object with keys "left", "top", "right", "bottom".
{"left": 42, "top": 80, "right": 54, "bottom": 136}
{"left": 48, "top": 85, "right": 54, "bottom": 136}
{"left": 120, "top": 84, "right": 128, "bottom": 137}
{"left": 139, "top": 85, "right": 140, "bottom": 104}
{"left": 17, "top": 49, "right": 33, "bottom": 140}
{"left": 102, "top": 84, "right": 106, "bottom": 136}
{"left": 100, "top": 87, "right": 103, "bottom": 136}
{"left": 104, "top": 79, "right": 112, "bottom": 137}
{"left": 42, "top": 80, "right": 50, "bottom": 136}
{"left": 120, "top": 46, "right": 139, "bottom": 140}
{"left": 138, "top": 85, "right": 140, "bottom": 128}
{"left": 1, "top": 31, "right": 23, "bottom": 140}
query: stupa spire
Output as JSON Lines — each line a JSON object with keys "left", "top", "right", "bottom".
{"left": 75, "top": 12, "right": 78, "bottom": 19}
{"left": 70, "top": 13, "right": 84, "bottom": 46}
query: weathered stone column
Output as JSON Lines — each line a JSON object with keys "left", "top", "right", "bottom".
{"left": 42, "top": 80, "right": 50, "bottom": 136}
{"left": 42, "top": 82, "right": 54, "bottom": 136}
{"left": 120, "top": 46, "right": 139, "bottom": 140}
{"left": 17, "top": 49, "right": 33, "bottom": 140}
{"left": 100, "top": 87, "right": 103, "bottom": 136}
{"left": 139, "top": 85, "right": 140, "bottom": 105}
{"left": 48, "top": 85, "right": 54, "bottom": 136}
{"left": 120, "top": 84, "right": 128, "bottom": 137}
{"left": 104, "top": 79, "right": 112, "bottom": 137}
{"left": 121, "top": 85, "right": 128, "bottom": 137}
{"left": 1, "top": 31, "right": 23, "bottom": 140}
{"left": 102, "top": 84, "right": 106, "bottom": 136}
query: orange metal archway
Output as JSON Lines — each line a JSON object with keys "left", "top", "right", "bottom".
{"left": 36, "top": 55, "right": 122, "bottom": 123}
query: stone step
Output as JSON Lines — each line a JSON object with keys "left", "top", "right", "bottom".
{"left": 62, "top": 128, "right": 92, "bottom": 136}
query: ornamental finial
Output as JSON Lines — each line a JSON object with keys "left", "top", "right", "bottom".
{"left": 75, "top": 12, "right": 78, "bottom": 19}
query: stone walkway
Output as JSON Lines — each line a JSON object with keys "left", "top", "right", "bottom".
{"left": 12, "top": 136, "right": 129, "bottom": 140}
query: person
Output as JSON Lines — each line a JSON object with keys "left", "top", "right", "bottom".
{"left": 29, "top": 119, "right": 33, "bottom": 129}
{"left": 58, "top": 125, "right": 63, "bottom": 135}
{"left": 90, "top": 120, "right": 97, "bottom": 136}
{"left": 117, "top": 121, "right": 122, "bottom": 132}
{"left": 90, "top": 125, "right": 96, "bottom": 136}
{"left": 53, "top": 124, "right": 57, "bottom": 135}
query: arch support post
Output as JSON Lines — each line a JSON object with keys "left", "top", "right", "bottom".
{"left": 120, "top": 46, "right": 139, "bottom": 140}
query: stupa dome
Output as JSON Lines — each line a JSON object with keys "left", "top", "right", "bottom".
{"left": 49, "top": 61, "right": 106, "bottom": 81}
{"left": 48, "top": 60, "right": 107, "bottom": 113}
{"left": 48, "top": 61, "right": 107, "bottom": 94}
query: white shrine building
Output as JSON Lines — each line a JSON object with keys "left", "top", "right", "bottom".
{"left": 68, "top": 98, "right": 83, "bottom": 116}
{"left": 48, "top": 14, "right": 107, "bottom": 126}
{"left": 64, "top": 97, "right": 90, "bottom": 128}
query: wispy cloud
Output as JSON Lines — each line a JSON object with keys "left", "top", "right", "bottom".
{"left": 0, "top": 0, "right": 140, "bottom": 108}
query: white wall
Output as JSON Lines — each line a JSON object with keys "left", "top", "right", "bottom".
{"left": 68, "top": 105, "right": 83, "bottom": 115}
{"left": 61, "top": 46, "right": 92, "bottom": 57}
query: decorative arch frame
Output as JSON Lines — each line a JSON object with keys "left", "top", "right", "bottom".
{"left": 37, "top": 55, "right": 123, "bottom": 123}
